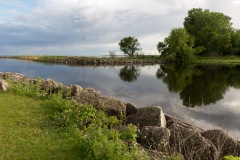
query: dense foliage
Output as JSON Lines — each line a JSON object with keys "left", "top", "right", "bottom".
{"left": 158, "top": 8, "right": 240, "bottom": 61}
{"left": 157, "top": 28, "right": 201, "bottom": 62}
{"left": 119, "top": 36, "right": 141, "bottom": 57}
{"left": 230, "top": 29, "right": 240, "bottom": 55}
{"left": 184, "top": 8, "right": 233, "bottom": 56}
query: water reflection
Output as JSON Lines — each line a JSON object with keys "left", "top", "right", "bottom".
{"left": 157, "top": 64, "right": 240, "bottom": 107}
{"left": 119, "top": 65, "right": 140, "bottom": 82}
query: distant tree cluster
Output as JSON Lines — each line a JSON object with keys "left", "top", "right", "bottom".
{"left": 157, "top": 8, "right": 240, "bottom": 61}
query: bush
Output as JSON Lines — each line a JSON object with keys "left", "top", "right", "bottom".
{"left": 224, "top": 156, "right": 240, "bottom": 160}
{"left": 109, "top": 51, "right": 116, "bottom": 58}
{"left": 52, "top": 103, "right": 149, "bottom": 160}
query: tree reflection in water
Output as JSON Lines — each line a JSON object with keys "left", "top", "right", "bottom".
{"left": 119, "top": 65, "right": 140, "bottom": 83}
{"left": 157, "top": 64, "right": 240, "bottom": 107}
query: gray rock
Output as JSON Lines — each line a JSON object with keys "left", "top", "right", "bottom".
{"left": 1, "top": 72, "right": 26, "bottom": 82}
{"left": 70, "top": 85, "right": 83, "bottom": 96}
{"left": 126, "top": 106, "right": 166, "bottom": 128}
{"left": 73, "top": 89, "right": 126, "bottom": 118}
{"left": 139, "top": 126, "right": 170, "bottom": 152}
{"left": 41, "top": 79, "right": 61, "bottom": 93}
{"left": 165, "top": 114, "right": 203, "bottom": 132}
{"left": 201, "top": 130, "right": 240, "bottom": 158}
{"left": 126, "top": 103, "right": 138, "bottom": 116}
{"left": 169, "top": 123, "right": 218, "bottom": 160}
{"left": 0, "top": 79, "right": 9, "bottom": 91}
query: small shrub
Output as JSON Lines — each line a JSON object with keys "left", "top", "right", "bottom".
{"left": 73, "top": 124, "right": 149, "bottom": 160}
{"left": 224, "top": 155, "right": 240, "bottom": 160}
{"left": 51, "top": 97, "right": 149, "bottom": 159}
{"left": 120, "top": 124, "right": 138, "bottom": 142}
{"left": 109, "top": 51, "right": 116, "bottom": 58}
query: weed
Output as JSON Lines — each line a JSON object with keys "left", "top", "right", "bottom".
{"left": 224, "top": 155, "right": 240, "bottom": 160}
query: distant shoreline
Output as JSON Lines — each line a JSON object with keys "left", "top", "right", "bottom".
{"left": 0, "top": 55, "right": 164, "bottom": 66}
{"left": 1, "top": 55, "right": 240, "bottom": 65}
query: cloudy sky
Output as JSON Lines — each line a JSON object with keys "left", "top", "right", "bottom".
{"left": 0, "top": 0, "right": 240, "bottom": 56}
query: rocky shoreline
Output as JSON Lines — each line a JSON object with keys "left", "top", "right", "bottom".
{"left": 1, "top": 72, "right": 240, "bottom": 159}
{"left": 0, "top": 56, "right": 163, "bottom": 66}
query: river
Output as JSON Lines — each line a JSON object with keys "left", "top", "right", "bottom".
{"left": 0, "top": 59, "right": 240, "bottom": 140}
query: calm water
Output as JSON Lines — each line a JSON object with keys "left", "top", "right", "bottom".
{"left": 0, "top": 59, "right": 240, "bottom": 139}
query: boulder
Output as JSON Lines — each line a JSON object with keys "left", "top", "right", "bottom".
{"left": 41, "top": 79, "right": 61, "bottom": 93}
{"left": 1, "top": 72, "right": 26, "bottom": 82}
{"left": 70, "top": 85, "right": 83, "bottom": 96}
{"left": 126, "top": 103, "right": 138, "bottom": 116}
{"left": 73, "top": 88, "right": 126, "bottom": 118}
{"left": 0, "top": 79, "right": 9, "bottom": 91}
{"left": 201, "top": 130, "right": 240, "bottom": 158}
{"left": 169, "top": 123, "right": 218, "bottom": 160}
{"left": 126, "top": 106, "right": 166, "bottom": 128}
{"left": 139, "top": 126, "right": 170, "bottom": 152}
{"left": 165, "top": 114, "right": 203, "bottom": 132}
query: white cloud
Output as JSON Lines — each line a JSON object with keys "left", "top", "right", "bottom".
{"left": 0, "top": 0, "right": 239, "bottom": 55}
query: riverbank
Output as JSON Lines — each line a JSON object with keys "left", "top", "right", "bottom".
{"left": 194, "top": 56, "right": 240, "bottom": 64}
{"left": 0, "top": 55, "right": 163, "bottom": 66}
{"left": 1, "top": 72, "right": 240, "bottom": 159}
{"left": 2, "top": 55, "right": 240, "bottom": 66}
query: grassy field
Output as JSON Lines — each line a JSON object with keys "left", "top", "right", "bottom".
{"left": 0, "top": 92, "right": 80, "bottom": 159}
{"left": 0, "top": 80, "right": 150, "bottom": 160}
{"left": 194, "top": 56, "right": 240, "bottom": 64}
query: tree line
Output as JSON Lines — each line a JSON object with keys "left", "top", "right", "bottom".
{"left": 118, "top": 8, "right": 240, "bottom": 62}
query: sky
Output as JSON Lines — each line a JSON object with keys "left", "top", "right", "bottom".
{"left": 0, "top": 0, "right": 240, "bottom": 56}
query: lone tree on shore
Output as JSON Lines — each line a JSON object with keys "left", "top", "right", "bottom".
{"left": 118, "top": 36, "right": 141, "bottom": 57}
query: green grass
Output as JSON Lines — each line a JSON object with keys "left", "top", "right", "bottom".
{"left": 0, "top": 80, "right": 150, "bottom": 160}
{"left": 224, "top": 155, "right": 240, "bottom": 160}
{"left": 194, "top": 56, "right": 240, "bottom": 64}
{"left": 0, "top": 92, "right": 80, "bottom": 159}
{"left": 1, "top": 55, "right": 161, "bottom": 62}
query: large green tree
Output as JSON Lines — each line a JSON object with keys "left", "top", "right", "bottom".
{"left": 184, "top": 8, "right": 233, "bottom": 55}
{"left": 118, "top": 36, "right": 141, "bottom": 57}
{"left": 229, "top": 29, "right": 240, "bottom": 55}
{"left": 158, "top": 28, "right": 200, "bottom": 61}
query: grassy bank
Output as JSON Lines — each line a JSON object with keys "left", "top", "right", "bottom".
{"left": 7, "top": 55, "right": 160, "bottom": 61}
{"left": 194, "top": 56, "right": 240, "bottom": 64}
{"left": 0, "top": 55, "right": 161, "bottom": 63}
{"left": 0, "top": 80, "right": 150, "bottom": 160}
{"left": 2, "top": 55, "right": 240, "bottom": 65}
{"left": 0, "top": 92, "right": 80, "bottom": 159}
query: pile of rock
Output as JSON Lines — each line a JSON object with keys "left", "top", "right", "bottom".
{"left": 125, "top": 105, "right": 240, "bottom": 160}
{"left": 1, "top": 72, "right": 240, "bottom": 160}
{"left": 35, "top": 57, "right": 162, "bottom": 66}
